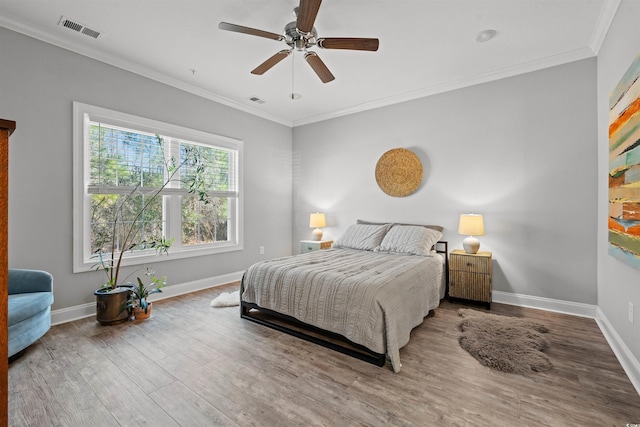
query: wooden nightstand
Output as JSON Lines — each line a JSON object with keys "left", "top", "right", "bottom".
{"left": 300, "top": 240, "right": 333, "bottom": 253}
{"left": 449, "top": 250, "right": 493, "bottom": 309}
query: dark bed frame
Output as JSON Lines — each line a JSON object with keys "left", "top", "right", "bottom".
{"left": 240, "top": 241, "right": 448, "bottom": 367}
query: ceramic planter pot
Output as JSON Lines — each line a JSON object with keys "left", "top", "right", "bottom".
{"left": 94, "top": 286, "right": 131, "bottom": 325}
{"left": 133, "top": 302, "right": 152, "bottom": 321}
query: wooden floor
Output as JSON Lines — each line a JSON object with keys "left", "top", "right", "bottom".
{"left": 8, "top": 282, "right": 640, "bottom": 426}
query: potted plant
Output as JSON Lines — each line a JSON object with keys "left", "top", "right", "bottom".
{"left": 92, "top": 135, "right": 209, "bottom": 325}
{"left": 118, "top": 268, "right": 165, "bottom": 321}
{"left": 93, "top": 241, "right": 170, "bottom": 325}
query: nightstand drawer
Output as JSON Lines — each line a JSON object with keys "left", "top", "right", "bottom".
{"left": 300, "top": 240, "right": 333, "bottom": 253}
{"left": 449, "top": 251, "right": 492, "bottom": 274}
{"left": 449, "top": 271, "right": 492, "bottom": 302}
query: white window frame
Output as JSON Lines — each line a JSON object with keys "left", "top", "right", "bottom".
{"left": 73, "top": 102, "right": 244, "bottom": 273}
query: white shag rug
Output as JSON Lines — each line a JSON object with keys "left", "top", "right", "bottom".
{"left": 210, "top": 290, "right": 240, "bottom": 308}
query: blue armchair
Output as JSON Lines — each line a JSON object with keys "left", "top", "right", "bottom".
{"left": 8, "top": 269, "right": 54, "bottom": 359}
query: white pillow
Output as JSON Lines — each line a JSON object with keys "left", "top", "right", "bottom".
{"left": 376, "top": 225, "right": 443, "bottom": 256}
{"left": 333, "top": 223, "right": 391, "bottom": 251}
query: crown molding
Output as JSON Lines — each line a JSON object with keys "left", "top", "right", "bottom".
{"left": 292, "top": 46, "right": 596, "bottom": 127}
{"left": 589, "top": 0, "right": 621, "bottom": 54}
{"left": 2, "top": 6, "right": 611, "bottom": 129}
{"left": 293, "top": 0, "right": 618, "bottom": 127}
{"left": 0, "top": 15, "right": 293, "bottom": 128}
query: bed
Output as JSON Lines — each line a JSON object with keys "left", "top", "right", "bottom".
{"left": 240, "top": 222, "right": 448, "bottom": 372}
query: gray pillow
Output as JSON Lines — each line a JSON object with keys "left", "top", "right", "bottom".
{"left": 376, "top": 225, "right": 443, "bottom": 256}
{"left": 333, "top": 223, "right": 391, "bottom": 251}
{"left": 357, "top": 219, "right": 443, "bottom": 233}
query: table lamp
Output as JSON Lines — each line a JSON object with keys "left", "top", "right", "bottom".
{"left": 309, "top": 212, "right": 326, "bottom": 241}
{"left": 458, "top": 213, "right": 484, "bottom": 254}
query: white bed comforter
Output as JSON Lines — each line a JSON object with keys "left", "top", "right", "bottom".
{"left": 241, "top": 248, "right": 445, "bottom": 372}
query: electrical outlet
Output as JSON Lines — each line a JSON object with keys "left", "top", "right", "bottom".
{"left": 259, "top": 246, "right": 265, "bottom": 255}
{"left": 629, "top": 302, "right": 634, "bottom": 324}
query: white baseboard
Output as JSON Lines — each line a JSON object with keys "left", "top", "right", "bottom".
{"left": 595, "top": 307, "right": 640, "bottom": 395}
{"left": 50, "top": 270, "right": 244, "bottom": 326}
{"left": 492, "top": 290, "right": 597, "bottom": 318}
{"left": 493, "top": 290, "right": 640, "bottom": 395}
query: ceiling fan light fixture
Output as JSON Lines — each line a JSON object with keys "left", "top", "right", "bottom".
{"left": 219, "top": 0, "right": 378, "bottom": 83}
{"left": 476, "top": 29, "right": 497, "bottom": 43}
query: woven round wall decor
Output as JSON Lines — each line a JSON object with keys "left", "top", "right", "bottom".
{"left": 375, "top": 148, "right": 423, "bottom": 197}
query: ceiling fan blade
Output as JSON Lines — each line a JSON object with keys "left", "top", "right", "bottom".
{"left": 218, "top": 22, "right": 284, "bottom": 41}
{"left": 304, "top": 51, "right": 335, "bottom": 83}
{"left": 296, "top": 0, "right": 322, "bottom": 35}
{"left": 251, "top": 50, "right": 292, "bottom": 75}
{"left": 317, "top": 38, "right": 379, "bottom": 51}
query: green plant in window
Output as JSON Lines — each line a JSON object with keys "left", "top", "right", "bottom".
{"left": 92, "top": 134, "right": 210, "bottom": 293}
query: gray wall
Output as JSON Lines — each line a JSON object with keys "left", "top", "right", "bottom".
{"left": 0, "top": 27, "right": 293, "bottom": 310}
{"left": 0, "top": 23, "right": 604, "bottom": 316}
{"left": 293, "top": 58, "right": 598, "bottom": 304}
{"left": 597, "top": 0, "right": 640, "bottom": 361}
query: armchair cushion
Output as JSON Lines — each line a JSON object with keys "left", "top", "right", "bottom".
{"left": 8, "top": 268, "right": 54, "bottom": 358}
{"left": 8, "top": 269, "right": 53, "bottom": 294}
{"left": 8, "top": 292, "right": 54, "bottom": 325}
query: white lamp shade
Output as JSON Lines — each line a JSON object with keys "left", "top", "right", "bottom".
{"left": 458, "top": 214, "right": 484, "bottom": 236}
{"left": 309, "top": 213, "right": 326, "bottom": 228}
{"left": 309, "top": 212, "right": 326, "bottom": 241}
{"left": 458, "top": 214, "right": 484, "bottom": 254}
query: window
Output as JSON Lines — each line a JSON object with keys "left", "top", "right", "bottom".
{"left": 73, "top": 102, "right": 243, "bottom": 272}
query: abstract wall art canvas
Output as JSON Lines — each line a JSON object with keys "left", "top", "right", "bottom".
{"left": 609, "top": 53, "right": 640, "bottom": 270}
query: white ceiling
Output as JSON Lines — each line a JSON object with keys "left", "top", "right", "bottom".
{"left": 0, "top": 0, "right": 619, "bottom": 127}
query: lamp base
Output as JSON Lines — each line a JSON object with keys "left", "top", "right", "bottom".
{"left": 312, "top": 228, "right": 323, "bottom": 241}
{"left": 462, "top": 236, "right": 480, "bottom": 254}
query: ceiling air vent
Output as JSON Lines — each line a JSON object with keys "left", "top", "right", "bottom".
{"left": 248, "top": 96, "right": 266, "bottom": 104}
{"left": 58, "top": 16, "right": 102, "bottom": 39}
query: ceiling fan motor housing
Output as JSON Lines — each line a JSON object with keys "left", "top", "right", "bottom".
{"left": 284, "top": 21, "right": 317, "bottom": 50}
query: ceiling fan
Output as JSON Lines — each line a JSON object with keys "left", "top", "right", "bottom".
{"left": 218, "top": 0, "right": 379, "bottom": 83}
